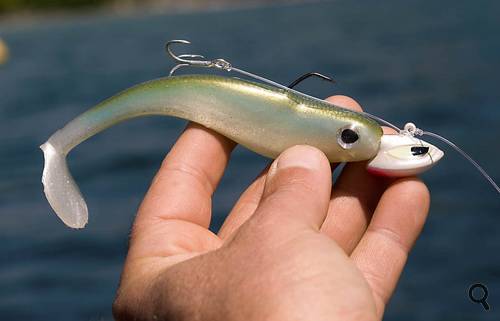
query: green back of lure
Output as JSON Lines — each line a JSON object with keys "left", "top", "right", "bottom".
{"left": 41, "top": 74, "right": 382, "bottom": 228}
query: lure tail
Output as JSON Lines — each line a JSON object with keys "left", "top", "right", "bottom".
{"left": 41, "top": 141, "right": 88, "bottom": 228}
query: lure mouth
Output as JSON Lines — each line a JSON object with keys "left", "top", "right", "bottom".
{"left": 366, "top": 134, "right": 444, "bottom": 177}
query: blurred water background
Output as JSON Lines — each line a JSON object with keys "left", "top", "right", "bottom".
{"left": 1, "top": 0, "right": 499, "bottom": 320}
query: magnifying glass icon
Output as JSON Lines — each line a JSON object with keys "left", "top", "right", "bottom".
{"left": 468, "top": 283, "right": 490, "bottom": 311}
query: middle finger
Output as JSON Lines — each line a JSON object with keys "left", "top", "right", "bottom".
{"left": 321, "top": 126, "right": 397, "bottom": 254}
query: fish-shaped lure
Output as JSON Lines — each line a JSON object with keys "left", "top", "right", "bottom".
{"left": 41, "top": 71, "right": 443, "bottom": 228}
{"left": 40, "top": 40, "right": 455, "bottom": 228}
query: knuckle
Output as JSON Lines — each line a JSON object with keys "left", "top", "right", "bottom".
{"left": 158, "top": 160, "right": 215, "bottom": 195}
{"left": 367, "top": 226, "right": 411, "bottom": 254}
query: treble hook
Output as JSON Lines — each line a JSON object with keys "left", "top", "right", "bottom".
{"left": 165, "top": 40, "right": 232, "bottom": 76}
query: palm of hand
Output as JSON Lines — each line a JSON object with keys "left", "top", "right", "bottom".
{"left": 113, "top": 96, "right": 430, "bottom": 321}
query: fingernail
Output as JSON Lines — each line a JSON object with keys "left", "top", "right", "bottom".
{"left": 276, "top": 145, "right": 323, "bottom": 170}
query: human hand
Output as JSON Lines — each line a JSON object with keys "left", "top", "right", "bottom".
{"left": 113, "top": 96, "right": 430, "bottom": 321}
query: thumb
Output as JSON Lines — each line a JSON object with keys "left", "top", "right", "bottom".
{"left": 252, "top": 145, "right": 332, "bottom": 230}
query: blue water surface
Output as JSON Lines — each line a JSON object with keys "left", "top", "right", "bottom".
{"left": 1, "top": 1, "right": 499, "bottom": 320}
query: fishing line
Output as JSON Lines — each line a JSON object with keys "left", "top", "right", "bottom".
{"left": 419, "top": 130, "right": 500, "bottom": 194}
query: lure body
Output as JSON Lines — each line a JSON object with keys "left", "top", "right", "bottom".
{"left": 42, "top": 74, "right": 442, "bottom": 228}
{"left": 46, "top": 74, "right": 382, "bottom": 160}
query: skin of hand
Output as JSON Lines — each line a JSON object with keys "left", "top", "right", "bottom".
{"left": 112, "top": 96, "right": 430, "bottom": 321}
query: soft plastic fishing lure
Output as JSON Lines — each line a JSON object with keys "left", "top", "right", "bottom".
{"left": 41, "top": 40, "right": 498, "bottom": 229}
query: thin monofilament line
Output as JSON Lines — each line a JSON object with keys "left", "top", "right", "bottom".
{"left": 422, "top": 131, "right": 500, "bottom": 194}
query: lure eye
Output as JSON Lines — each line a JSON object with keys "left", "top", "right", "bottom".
{"left": 411, "top": 146, "right": 429, "bottom": 156}
{"left": 388, "top": 145, "right": 430, "bottom": 160}
{"left": 337, "top": 127, "right": 359, "bottom": 149}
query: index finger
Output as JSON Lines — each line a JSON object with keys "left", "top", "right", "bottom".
{"left": 129, "top": 123, "right": 235, "bottom": 257}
